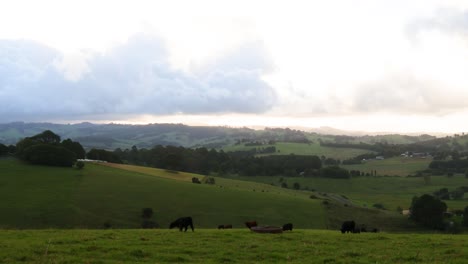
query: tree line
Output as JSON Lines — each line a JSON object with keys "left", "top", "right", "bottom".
{"left": 15, "top": 130, "right": 85, "bottom": 167}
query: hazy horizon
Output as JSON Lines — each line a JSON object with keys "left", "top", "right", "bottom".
{"left": 2, "top": 0, "right": 468, "bottom": 134}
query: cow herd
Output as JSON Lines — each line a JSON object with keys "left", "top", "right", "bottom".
{"left": 169, "top": 217, "right": 377, "bottom": 233}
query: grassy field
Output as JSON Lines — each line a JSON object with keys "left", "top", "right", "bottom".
{"left": 223, "top": 142, "right": 373, "bottom": 160}
{"left": 341, "top": 157, "right": 432, "bottom": 177}
{"left": 0, "top": 229, "right": 467, "bottom": 263}
{"left": 0, "top": 158, "right": 326, "bottom": 229}
{"left": 230, "top": 174, "right": 468, "bottom": 212}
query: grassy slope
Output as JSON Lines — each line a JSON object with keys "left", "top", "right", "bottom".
{"left": 231, "top": 175, "right": 468, "bottom": 212}
{"left": 223, "top": 142, "right": 373, "bottom": 160}
{"left": 0, "top": 229, "right": 467, "bottom": 263}
{"left": 0, "top": 159, "right": 325, "bottom": 229}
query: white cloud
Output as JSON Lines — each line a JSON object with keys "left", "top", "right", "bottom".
{"left": 2, "top": 0, "right": 468, "bottom": 132}
{"left": 0, "top": 34, "right": 277, "bottom": 121}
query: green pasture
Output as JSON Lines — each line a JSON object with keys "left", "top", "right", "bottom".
{"left": 0, "top": 229, "right": 467, "bottom": 263}
{"left": 223, "top": 142, "right": 372, "bottom": 160}
{"left": 342, "top": 157, "right": 432, "bottom": 177}
{"left": 0, "top": 159, "right": 325, "bottom": 229}
{"left": 231, "top": 174, "right": 468, "bottom": 212}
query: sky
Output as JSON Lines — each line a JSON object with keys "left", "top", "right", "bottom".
{"left": 1, "top": 0, "right": 468, "bottom": 134}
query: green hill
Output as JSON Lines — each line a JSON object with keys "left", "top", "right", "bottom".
{"left": 0, "top": 158, "right": 327, "bottom": 229}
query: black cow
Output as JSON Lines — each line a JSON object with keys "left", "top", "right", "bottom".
{"left": 245, "top": 221, "right": 258, "bottom": 229}
{"left": 282, "top": 223, "right": 293, "bottom": 231}
{"left": 340, "top": 220, "right": 355, "bottom": 234}
{"left": 170, "top": 217, "right": 194, "bottom": 232}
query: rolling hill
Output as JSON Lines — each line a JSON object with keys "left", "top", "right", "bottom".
{"left": 0, "top": 158, "right": 416, "bottom": 231}
{"left": 0, "top": 158, "right": 326, "bottom": 229}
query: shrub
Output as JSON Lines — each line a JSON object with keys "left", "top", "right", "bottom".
{"left": 373, "top": 203, "right": 386, "bottom": 210}
{"left": 141, "top": 208, "right": 153, "bottom": 219}
{"left": 192, "top": 177, "right": 201, "bottom": 184}
{"left": 204, "top": 177, "right": 216, "bottom": 184}
{"left": 75, "top": 161, "right": 85, "bottom": 170}
{"left": 103, "top": 221, "right": 112, "bottom": 229}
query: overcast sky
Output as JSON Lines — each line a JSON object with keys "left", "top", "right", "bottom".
{"left": 1, "top": 0, "right": 468, "bottom": 134}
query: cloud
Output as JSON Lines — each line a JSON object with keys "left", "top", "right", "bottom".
{"left": 406, "top": 8, "right": 468, "bottom": 38}
{"left": 0, "top": 35, "right": 276, "bottom": 122}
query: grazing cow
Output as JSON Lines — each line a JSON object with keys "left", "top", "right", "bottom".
{"left": 218, "top": 224, "right": 233, "bottom": 229}
{"left": 282, "top": 223, "right": 293, "bottom": 231}
{"left": 170, "top": 217, "right": 194, "bottom": 232}
{"left": 340, "top": 220, "right": 355, "bottom": 234}
{"left": 245, "top": 221, "right": 258, "bottom": 229}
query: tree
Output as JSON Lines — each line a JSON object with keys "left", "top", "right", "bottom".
{"left": 23, "top": 144, "right": 76, "bottom": 167}
{"left": 62, "top": 139, "right": 86, "bottom": 159}
{"left": 293, "top": 182, "right": 300, "bottom": 190}
{"left": 75, "top": 161, "right": 85, "bottom": 170}
{"left": 433, "top": 188, "right": 450, "bottom": 200}
{"left": 15, "top": 130, "right": 78, "bottom": 167}
{"left": 0, "top": 143, "right": 8, "bottom": 156}
{"left": 30, "top": 130, "right": 61, "bottom": 144}
{"left": 205, "top": 177, "right": 215, "bottom": 184}
{"left": 141, "top": 208, "right": 153, "bottom": 219}
{"left": 320, "top": 166, "right": 350, "bottom": 179}
{"left": 463, "top": 206, "right": 468, "bottom": 227}
{"left": 141, "top": 207, "right": 157, "bottom": 229}
{"left": 87, "top": 148, "right": 122, "bottom": 163}
{"left": 410, "top": 194, "right": 447, "bottom": 229}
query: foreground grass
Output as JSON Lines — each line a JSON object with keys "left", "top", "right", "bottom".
{"left": 0, "top": 229, "right": 467, "bottom": 263}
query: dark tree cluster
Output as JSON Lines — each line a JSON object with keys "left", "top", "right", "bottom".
{"left": 410, "top": 194, "right": 447, "bottom": 229}
{"left": 319, "top": 166, "right": 351, "bottom": 179}
{"left": 433, "top": 187, "right": 467, "bottom": 200}
{"left": 87, "top": 148, "right": 123, "bottom": 163}
{"left": 15, "top": 130, "right": 84, "bottom": 167}
{"left": 112, "top": 145, "right": 328, "bottom": 177}
{"left": 429, "top": 158, "right": 468, "bottom": 174}
{"left": 0, "top": 143, "right": 15, "bottom": 156}
{"left": 464, "top": 206, "right": 468, "bottom": 227}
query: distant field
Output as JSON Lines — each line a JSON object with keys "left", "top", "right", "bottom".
{"left": 231, "top": 174, "right": 468, "bottom": 211}
{"left": 0, "top": 159, "right": 326, "bottom": 229}
{"left": 0, "top": 229, "right": 467, "bottom": 263}
{"left": 342, "top": 157, "right": 432, "bottom": 176}
{"left": 223, "top": 142, "right": 373, "bottom": 160}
